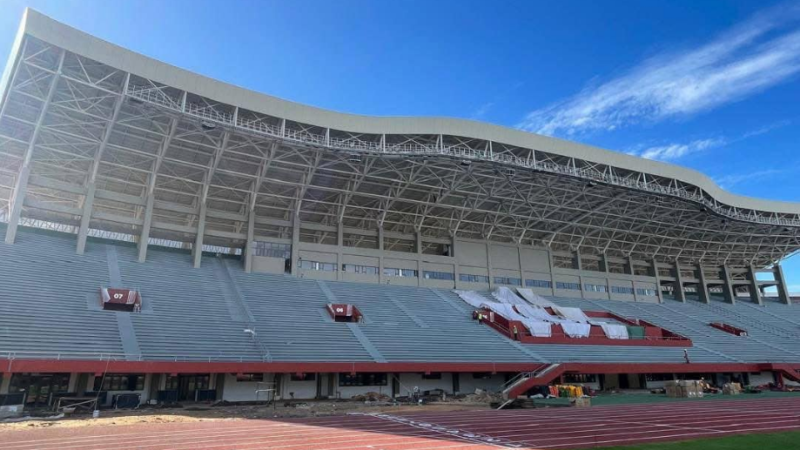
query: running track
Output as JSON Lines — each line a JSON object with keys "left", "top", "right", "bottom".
{"left": 3, "top": 397, "right": 800, "bottom": 450}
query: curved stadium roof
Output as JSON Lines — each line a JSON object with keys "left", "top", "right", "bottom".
{"left": 0, "top": 9, "right": 798, "bottom": 267}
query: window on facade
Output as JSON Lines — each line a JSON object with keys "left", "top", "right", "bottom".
{"left": 421, "top": 373, "right": 442, "bottom": 380}
{"left": 636, "top": 288, "right": 657, "bottom": 296}
{"left": 253, "top": 241, "right": 291, "bottom": 259}
{"left": 584, "top": 284, "right": 608, "bottom": 293}
{"left": 339, "top": 373, "right": 387, "bottom": 386}
{"left": 94, "top": 374, "right": 145, "bottom": 391}
{"left": 611, "top": 286, "right": 635, "bottom": 295}
{"left": 164, "top": 375, "right": 209, "bottom": 391}
{"left": 563, "top": 374, "right": 597, "bottom": 383}
{"left": 423, "top": 271, "right": 454, "bottom": 280}
{"left": 342, "top": 264, "right": 378, "bottom": 275}
{"left": 290, "top": 373, "right": 316, "bottom": 381}
{"left": 383, "top": 268, "right": 418, "bottom": 277}
{"left": 460, "top": 274, "right": 489, "bottom": 283}
{"left": 526, "top": 279, "right": 552, "bottom": 288}
{"left": 236, "top": 373, "right": 264, "bottom": 382}
{"left": 493, "top": 277, "right": 521, "bottom": 286}
{"left": 555, "top": 281, "right": 581, "bottom": 290}
{"left": 299, "top": 260, "right": 337, "bottom": 272}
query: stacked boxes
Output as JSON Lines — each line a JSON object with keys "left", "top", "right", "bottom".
{"left": 665, "top": 380, "right": 704, "bottom": 398}
{"left": 723, "top": 383, "right": 742, "bottom": 395}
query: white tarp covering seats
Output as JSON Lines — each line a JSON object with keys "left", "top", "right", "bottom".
{"left": 516, "top": 288, "right": 557, "bottom": 307}
{"left": 592, "top": 321, "right": 630, "bottom": 339}
{"left": 455, "top": 291, "right": 552, "bottom": 337}
{"left": 552, "top": 306, "right": 590, "bottom": 323}
{"left": 454, "top": 290, "right": 493, "bottom": 309}
{"left": 491, "top": 287, "right": 528, "bottom": 305}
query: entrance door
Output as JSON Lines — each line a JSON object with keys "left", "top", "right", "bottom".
{"left": 10, "top": 373, "right": 70, "bottom": 408}
{"left": 177, "top": 375, "right": 210, "bottom": 401}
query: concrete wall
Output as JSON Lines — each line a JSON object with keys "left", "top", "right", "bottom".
{"left": 397, "top": 373, "right": 454, "bottom": 396}
{"left": 459, "top": 373, "right": 507, "bottom": 394}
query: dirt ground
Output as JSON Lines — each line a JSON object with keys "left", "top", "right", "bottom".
{"left": 0, "top": 399, "right": 492, "bottom": 433}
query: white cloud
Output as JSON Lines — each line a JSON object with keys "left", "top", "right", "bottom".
{"left": 635, "top": 138, "right": 725, "bottom": 161}
{"left": 471, "top": 102, "right": 494, "bottom": 119}
{"left": 714, "top": 169, "right": 787, "bottom": 188}
{"left": 518, "top": 4, "right": 800, "bottom": 136}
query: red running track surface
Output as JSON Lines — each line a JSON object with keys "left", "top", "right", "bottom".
{"left": 3, "top": 397, "right": 800, "bottom": 450}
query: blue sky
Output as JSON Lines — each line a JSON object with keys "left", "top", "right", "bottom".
{"left": 2, "top": 0, "right": 799, "bottom": 292}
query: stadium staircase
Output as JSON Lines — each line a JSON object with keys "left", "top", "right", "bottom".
{"left": 501, "top": 363, "right": 564, "bottom": 401}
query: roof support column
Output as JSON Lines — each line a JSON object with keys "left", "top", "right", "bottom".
{"left": 546, "top": 249, "right": 556, "bottom": 296}
{"left": 137, "top": 193, "right": 154, "bottom": 262}
{"left": 5, "top": 50, "right": 64, "bottom": 245}
{"left": 138, "top": 118, "right": 179, "bottom": 263}
{"left": 721, "top": 265, "right": 736, "bottom": 304}
{"left": 673, "top": 261, "right": 686, "bottom": 303}
{"left": 244, "top": 210, "right": 255, "bottom": 273}
{"left": 575, "top": 249, "right": 585, "bottom": 299}
{"left": 378, "top": 227, "right": 384, "bottom": 284}
{"left": 336, "top": 221, "right": 344, "bottom": 281}
{"left": 696, "top": 263, "right": 710, "bottom": 304}
{"left": 775, "top": 264, "right": 792, "bottom": 305}
{"left": 651, "top": 258, "right": 664, "bottom": 303}
{"left": 192, "top": 202, "right": 207, "bottom": 268}
{"left": 290, "top": 216, "right": 300, "bottom": 276}
{"left": 451, "top": 233, "right": 460, "bottom": 288}
{"left": 77, "top": 83, "right": 126, "bottom": 254}
{"left": 486, "top": 241, "right": 494, "bottom": 289}
{"left": 747, "top": 265, "right": 763, "bottom": 305}
{"left": 629, "top": 257, "right": 639, "bottom": 302}
{"left": 416, "top": 230, "right": 423, "bottom": 287}
{"left": 75, "top": 183, "right": 96, "bottom": 254}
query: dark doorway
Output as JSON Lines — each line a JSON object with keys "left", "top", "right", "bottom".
{"left": 165, "top": 374, "right": 210, "bottom": 401}
{"left": 10, "top": 373, "right": 70, "bottom": 408}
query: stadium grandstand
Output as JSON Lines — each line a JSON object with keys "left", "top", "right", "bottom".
{"left": 0, "top": 9, "right": 799, "bottom": 410}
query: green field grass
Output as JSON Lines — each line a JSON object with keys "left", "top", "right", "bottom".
{"left": 599, "top": 430, "right": 800, "bottom": 449}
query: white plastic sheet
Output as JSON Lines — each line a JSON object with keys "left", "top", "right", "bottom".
{"left": 514, "top": 304, "right": 559, "bottom": 322}
{"left": 515, "top": 288, "right": 557, "bottom": 307}
{"left": 454, "top": 290, "right": 493, "bottom": 309}
{"left": 491, "top": 287, "right": 528, "bottom": 305}
{"left": 595, "top": 322, "right": 629, "bottom": 339}
{"left": 560, "top": 322, "right": 592, "bottom": 338}
{"left": 522, "top": 319, "right": 552, "bottom": 337}
{"left": 552, "top": 306, "right": 590, "bottom": 323}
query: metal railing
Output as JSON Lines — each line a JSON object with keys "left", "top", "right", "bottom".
{"left": 125, "top": 84, "right": 800, "bottom": 228}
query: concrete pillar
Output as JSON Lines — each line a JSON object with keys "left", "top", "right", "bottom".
{"left": 75, "top": 183, "right": 96, "bottom": 254}
{"left": 336, "top": 222, "right": 344, "bottom": 281}
{"left": 516, "top": 244, "right": 524, "bottom": 288}
{"left": 626, "top": 256, "right": 636, "bottom": 275}
{"left": 378, "top": 227, "right": 384, "bottom": 284}
{"left": 5, "top": 50, "right": 64, "bottom": 245}
{"left": 673, "top": 261, "right": 686, "bottom": 302}
{"left": 775, "top": 264, "right": 792, "bottom": 305}
{"left": 651, "top": 259, "right": 664, "bottom": 303}
{"left": 721, "top": 265, "right": 736, "bottom": 304}
{"left": 575, "top": 249, "right": 585, "bottom": 299}
{"left": 290, "top": 216, "right": 300, "bottom": 276}
{"left": 486, "top": 241, "right": 494, "bottom": 289}
{"left": 547, "top": 249, "right": 556, "bottom": 296}
{"left": 451, "top": 234, "right": 461, "bottom": 287}
{"left": 416, "top": 230, "right": 423, "bottom": 287}
{"left": 138, "top": 194, "right": 155, "bottom": 263}
{"left": 747, "top": 265, "right": 763, "bottom": 305}
{"left": 244, "top": 210, "right": 255, "bottom": 273}
{"left": 696, "top": 263, "right": 710, "bottom": 303}
{"left": 5, "top": 165, "right": 31, "bottom": 244}
{"left": 192, "top": 202, "right": 207, "bottom": 268}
